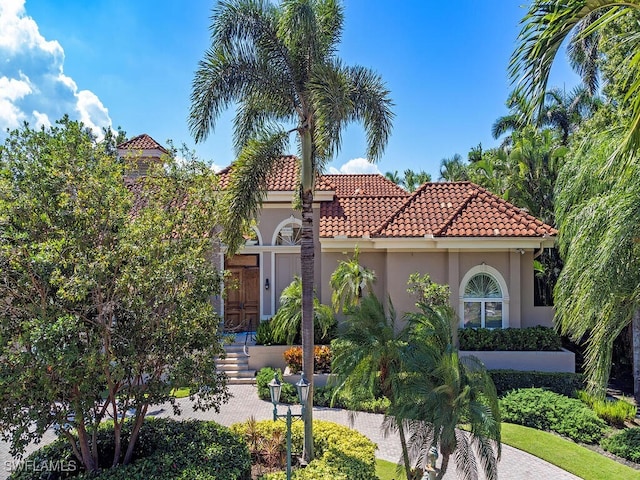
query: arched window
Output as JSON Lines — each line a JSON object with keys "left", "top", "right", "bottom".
{"left": 244, "top": 226, "right": 261, "bottom": 246}
{"left": 274, "top": 220, "right": 301, "bottom": 246}
{"left": 459, "top": 265, "right": 509, "bottom": 329}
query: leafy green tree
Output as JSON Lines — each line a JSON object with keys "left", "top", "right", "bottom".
{"left": 396, "top": 303, "right": 501, "bottom": 480}
{"left": 331, "top": 294, "right": 414, "bottom": 479}
{"left": 271, "top": 276, "right": 334, "bottom": 344}
{"left": 0, "top": 119, "right": 228, "bottom": 471}
{"left": 330, "top": 246, "right": 376, "bottom": 313}
{"left": 188, "top": 0, "right": 393, "bottom": 460}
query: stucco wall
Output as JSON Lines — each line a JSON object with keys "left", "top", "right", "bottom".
{"left": 520, "top": 251, "right": 555, "bottom": 327}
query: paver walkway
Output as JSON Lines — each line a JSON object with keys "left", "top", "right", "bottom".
{"left": 1, "top": 384, "right": 580, "bottom": 479}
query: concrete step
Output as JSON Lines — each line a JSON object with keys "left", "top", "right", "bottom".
{"left": 221, "top": 369, "right": 256, "bottom": 378}
{"left": 217, "top": 365, "right": 255, "bottom": 376}
{"left": 226, "top": 377, "right": 256, "bottom": 385}
{"left": 216, "top": 356, "right": 249, "bottom": 364}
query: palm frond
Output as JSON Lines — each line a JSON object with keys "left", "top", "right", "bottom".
{"left": 221, "top": 128, "right": 289, "bottom": 252}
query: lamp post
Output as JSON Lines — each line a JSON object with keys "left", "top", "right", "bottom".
{"left": 268, "top": 372, "right": 310, "bottom": 480}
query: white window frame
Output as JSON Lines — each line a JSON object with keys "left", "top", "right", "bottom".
{"left": 459, "top": 264, "right": 509, "bottom": 329}
{"left": 271, "top": 217, "right": 303, "bottom": 246}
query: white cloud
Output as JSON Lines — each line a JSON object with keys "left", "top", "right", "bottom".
{"left": 0, "top": 0, "right": 111, "bottom": 139}
{"left": 32, "top": 110, "right": 50, "bottom": 129}
{"left": 329, "top": 157, "right": 381, "bottom": 175}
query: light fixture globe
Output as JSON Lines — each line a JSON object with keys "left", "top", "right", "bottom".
{"left": 268, "top": 373, "right": 282, "bottom": 404}
{"left": 295, "top": 372, "right": 310, "bottom": 405}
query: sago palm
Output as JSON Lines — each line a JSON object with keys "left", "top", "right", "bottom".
{"left": 396, "top": 303, "right": 501, "bottom": 480}
{"left": 189, "top": 0, "right": 393, "bottom": 460}
{"left": 331, "top": 293, "right": 414, "bottom": 480}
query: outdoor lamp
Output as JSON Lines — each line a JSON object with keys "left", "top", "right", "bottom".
{"left": 268, "top": 373, "right": 282, "bottom": 404}
{"left": 295, "top": 373, "right": 309, "bottom": 405}
{"left": 269, "top": 372, "right": 307, "bottom": 480}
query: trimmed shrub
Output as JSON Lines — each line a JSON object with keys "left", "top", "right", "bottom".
{"left": 284, "top": 347, "right": 304, "bottom": 373}
{"left": 459, "top": 326, "right": 562, "bottom": 351}
{"left": 10, "top": 418, "right": 251, "bottom": 480}
{"left": 489, "top": 369, "right": 584, "bottom": 397}
{"left": 500, "top": 388, "right": 607, "bottom": 443}
{"left": 601, "top": 427, "right": 640, "bottom": 463}
{"left": 232, "top": 420, "right": 377, "bottom": 480}
{"left": 256, "top": 319, "right": 280, "bottom": 346}
{"left": 577, "top": 390, "right": 637, "bottom": 427}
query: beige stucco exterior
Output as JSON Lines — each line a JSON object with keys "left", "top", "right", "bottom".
{"left": 226, "top": 194, "right": 555, "bottom": 331}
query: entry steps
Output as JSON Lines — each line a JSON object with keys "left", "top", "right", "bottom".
{"left": 217, "top": 344, "right": 256, "bottom": 385}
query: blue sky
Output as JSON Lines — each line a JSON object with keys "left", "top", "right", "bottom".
{"left": 1, "top": 0, "right": 579, "bottom": 179}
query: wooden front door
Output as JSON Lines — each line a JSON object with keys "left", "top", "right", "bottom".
{"left": 224, "top": 255, "right": 260, "bottom": 332}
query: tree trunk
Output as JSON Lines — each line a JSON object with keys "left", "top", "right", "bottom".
{"left": 75, "top": 421, "right": 97, "bottom": 473}
{"left": 123, "top": 404, "right": 148, "bottom": 465}
{"left": 300, "top": 127, "right": 314, "bottom": 463}
{"left": 435, "top": 452, "right": 449, "bottom": 480}
{"left": 301, "top": 187, "right": 315, "bottom": 463}
{"left": 397, "top": 420, "right": 413, "bottom": 480}
{"left": 633, "top": 308, "right": 640, "bottom": 407}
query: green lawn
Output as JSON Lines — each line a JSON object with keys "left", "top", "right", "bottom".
{"left": 502, "top": 423, "right": 640, "bottom": 480}
{"left": 169, "top": 387, "right": 192, "bottom": 399}
{"left": 375, "top": 424, "right": 640, "bottom": 480}
{"left": 376, "top": 458, "right": 401, "bottom": 480}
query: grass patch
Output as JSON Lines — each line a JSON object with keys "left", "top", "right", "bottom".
{"left": 169, "top": 387, "right": 191, "bottom": 398}
{"left": 502, "top": 423, "right": 640, "bottom": 480}
{"left": 376, "top": 458, "right": 401, "bottom": 480}
{"left": 376, "top": 425, "right": 640, "bottom": 480}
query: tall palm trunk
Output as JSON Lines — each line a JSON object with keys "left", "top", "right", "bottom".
{"left": 633, "top": 308, "right": 640, "bottom": 407}
{"left": 300, "top": 129, "right": 314, "bottom": 462}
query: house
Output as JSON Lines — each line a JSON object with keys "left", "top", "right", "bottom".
{"left": 118, "top": 135, "right": 557, "bottom": 335}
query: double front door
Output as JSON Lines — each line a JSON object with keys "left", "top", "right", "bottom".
{"left": 224, "top": 255, "right": 260, "bottom": 332}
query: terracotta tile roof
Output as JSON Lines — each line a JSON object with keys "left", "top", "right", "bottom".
{"left": 374, "top": 182, "right": 557, "bottom": 238}
{"left": 117, "top": 134, "right": 168, "bottom": 153}
{"left": 217, "top": 156, "right": 333, "bottom": 191}
{"left": 320, "top": 196, "right": 408, "bottom": 237}
{"left": 321, "top": 174, "right": 408, "bottom": 197}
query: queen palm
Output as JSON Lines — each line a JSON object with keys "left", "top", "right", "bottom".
{"left": 396, "top": 303, "right": 501, "bottom": 480}
{"left": 510, "top": 0, "right": 640, "bottom": 154}
{"left": 189, "top": 0, "right": 393, "bottom": 460}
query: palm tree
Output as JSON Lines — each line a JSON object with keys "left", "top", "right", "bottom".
{"left": 330, "top": 246, "right": 376, "bottom": 313}
{"left": 331, "top": 293, "right": 414, "bottom": 479}
{"left": 438, "top": 154, "right": 468, "bottom": 182}
{"left": 385, "top": 170, "right": 401, "bottom": 185}
{"left": 510, "top": 0, "right": 640, "bottom": 154}
{"left": 270, "top": 276, "right": 334, "bottom": 344}
{"left": 189, "top": 0, "right": 393, "bottom": 460}
{"left": 396, "top": 303, "right": 501, "bottom": 480}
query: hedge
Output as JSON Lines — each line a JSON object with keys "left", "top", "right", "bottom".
{"left": 489, "top": 369, "right": 584, "bottom": 397}
{"left": 231, "top": 419, "right": 377, "bottom": 480}
{"left": 500, "top": 388, "right": 607, "bottom": 444}
{"left": 601, "top": 427, "right": 640, "bottom": 463}
{"left": 10, "top": 418, "right": 251, "bottom": 480}
{"left": 459, "top": 326, "right": 562, "bottom": 351}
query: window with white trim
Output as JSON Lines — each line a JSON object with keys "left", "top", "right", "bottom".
{"left": 275, "top": 222, "right": 301, "bottom": 245}
{"left": 463, "top": 272, "right": 503, "bottom": 329}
